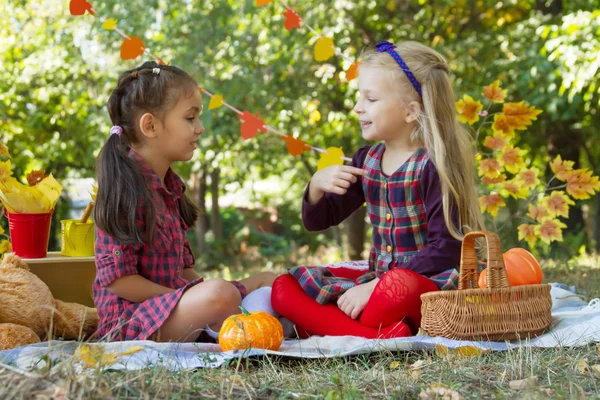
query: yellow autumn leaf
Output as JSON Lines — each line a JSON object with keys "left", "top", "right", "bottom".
{"left": 0, "top": 225, "right": 4, "bottom": 235}
{"left": 502, "top": 101, "right": 542, "bottom": 131}
{"left": 479, "top": 193, "right": 505, "bottom": 218}
{"left": 483, "top": 133, "right": 509, "bottom": 151}
{"left": 314, "top": 36, "right": 335, "bottom": 62}
{"left": 455, "top": 95, "right": 483, "bottom": 125}
{"left": 540, "top": 191, "right": 575, "bottom": 218}
{"left": 309, "top": 110, "right": 321, "bottom": 125}
{"left": 536, "top": 218, "right": 567, "bottom": 244}
{"left": 435, "top": 345, "right": 489, "bottom": 359}
{"left": 518, "top": 224, "right": 538, "bottom": 248}
{"left": 482, "top": 173, "right": 507, "bottom": 185}
{"left": 102, "top": 18, "right": 118, "bottom": 31}
{"left": 478, "top": 158, "right": 503, "bottom": 178}
{"left": 483, "top": 80, "right": 507, "bottom": 103}
{"left": 491, "top": 113, "right": 515, "bottom": 138}
{"left": 565, "top": 169, "right": 600, "bottom": 200}
{"left": 498, "top": 145, "right": 527, "bottom": 174}
{"left": 0, "top": 143, "right": 9, "bottom": 158}
{"left": 0, "top": 239, "right": 11, "bottom": 254}
{"left": 317, "top": 147, "right": 345, "bottom": 170}
{"left": 517, "top": 167, "right": 541, "bottom": 189}
{"left": 575, "top": 359, "right": 590, "bottom": 374}
{"left": 549, "top": 155, "right": 575, "bottom": 181}
{"left": 527, "top": 203, "right": 549, "bottom": 222}
{"left": 0, "top": 174, "right": 62, "bottom": 213}
{"left": 118, "top": 345, "right": 144, "bottom": 356}
{"left": 389, "top": 360, "right": 401, "bottom": 369}
{"left": 435, "top": 344, "right": 449, "bottom": 357}
{"left": 90, "top": 185, "right": 98, "bottom": 202}
{"left": 0, "top": 159, "right": 13, "bottom": 182}
{"left": 500, "top": 179, "right": 529, "bottom": 199}
{"left": 74, "top": 345, "right": 119, "bottom": 368}
{"left": 208, "top": 94, "right": 224, "bottom": 110}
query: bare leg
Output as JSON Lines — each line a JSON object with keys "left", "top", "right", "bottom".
{"left": 239, "top": 271, "right": 278, "bottom": 294}
{"left": 157, "top": 278, "right": 242, "bottom": 342}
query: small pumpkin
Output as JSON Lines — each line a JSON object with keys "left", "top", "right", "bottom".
{"left": 218, "top": 307, "right": 283, "bottom": 352}
{"left": 478, "top": 248, "right": 543, "bottom": 288}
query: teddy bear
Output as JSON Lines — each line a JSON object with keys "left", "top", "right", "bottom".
{"left": 0, "top": 253, "right": 99, "bottom": 351}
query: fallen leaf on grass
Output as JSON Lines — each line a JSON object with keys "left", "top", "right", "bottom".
{"left": 410, "top": 359, "right": 429, "bottom": 370}
{"left": 419, "top": 384, "right": 463, "bottom": 399}
{"left": 509, "top": 376, "right": 538, "bottom": 390}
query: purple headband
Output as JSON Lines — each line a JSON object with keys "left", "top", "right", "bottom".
{"left": 375, "top": 41, "right": 422, "bottom": 98}
{"left": 110, "top": 125, "right": 123, "bottom": 136}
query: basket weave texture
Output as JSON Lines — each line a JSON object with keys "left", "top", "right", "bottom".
{"left": 420, "top": 231, "right": 552, "bottom": 341}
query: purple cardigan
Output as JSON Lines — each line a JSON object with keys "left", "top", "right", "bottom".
{"left": 301, "top": 145, "right": 462, "bottom": 277}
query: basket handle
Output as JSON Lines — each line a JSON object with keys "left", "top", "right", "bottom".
{"left": 458, "top": 231, "right": 509, "bottom": 290}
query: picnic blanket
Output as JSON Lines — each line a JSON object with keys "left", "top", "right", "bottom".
{"left": 1, "top": 283, "right": 599, "bottom": 372}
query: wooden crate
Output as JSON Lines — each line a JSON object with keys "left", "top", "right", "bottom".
{"left": 22, "top": 252, "right": 96, "bottom": 307}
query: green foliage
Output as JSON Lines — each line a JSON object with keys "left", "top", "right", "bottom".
{"left": 1, "top": 0, "right": 598, "bottom": 257}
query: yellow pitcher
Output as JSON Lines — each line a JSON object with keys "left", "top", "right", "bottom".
{"left": 61, "top": 219, "right": 95, "bottom": 257}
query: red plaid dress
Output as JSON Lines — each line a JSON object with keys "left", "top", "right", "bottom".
{"left": 93, "top": 152, "right": 246, "bottom": 341}
{"left": 291, "top": 144, "right": 461, "bottom": 304}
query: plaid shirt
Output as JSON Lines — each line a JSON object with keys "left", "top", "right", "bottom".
{"left": 93, "top": 151, "right": 201, "bottom": 341}
{"left": 292, "top": 144, "right": 460, "bottom": 304}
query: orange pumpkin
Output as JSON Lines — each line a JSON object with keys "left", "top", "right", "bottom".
{"left": 478, "top": 248, "right": 543, "bottom": 288}
{"left": 218, "top": 307, "right": 283, "bottom": 352}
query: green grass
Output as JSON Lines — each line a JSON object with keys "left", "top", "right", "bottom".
{"left": 1, "top": 254, "right": 600, "bottom": 399}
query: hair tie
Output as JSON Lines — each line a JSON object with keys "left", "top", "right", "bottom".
{"left": 375, "top": 41, "right": 422, "bottom": 98}
{"left": 152, "top": 67, "right": 160, "bottom": 75}
{"left": 110, "top": 126, "right": 123, "bottom": 136}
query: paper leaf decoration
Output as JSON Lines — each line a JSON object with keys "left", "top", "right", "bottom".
{"left": 120, "top": 36, "right": 145, "bottom": 60}
{"left": 346, "top": 61, "right": 360, "bottom": 81}
{"left": 69, "top": 0, "right": 95, "bottom": 16}
{"left": 239, "top": 112, "right": 267, "bottom": 140}
{"left": 90, "top": 185, "right": 98, "bottom": 202}
{"left": 317, "top": 147, "right": 345, "bottom": 170}
{"left": 102, "top": 19, "right": 117, "bottom": 30}
{"left": 283, "top": 8, "right": 302, "bottom": 31}
{"left": 314, "top": 36, "right": 335, "bottom": 62}
{"left": 256, "top": 0, "right": 273, "bottom": 5}
{"left": 283, "top": 135, "right": 309, "bottom": 157}
{"left": 209, "top": 95, "right": 224, "bottom": 110}
{"left": 26, "top": 170, "right": 49, "bottom": 186}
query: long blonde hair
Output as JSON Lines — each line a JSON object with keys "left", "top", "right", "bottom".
{"left": 359, "top": 41, "right": 485, "bottom": 241}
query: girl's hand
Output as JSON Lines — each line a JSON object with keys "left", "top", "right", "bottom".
{"left": 307, "top": 165, "right": 366, "bottom": 204}
{"left": 337, "top": 278, "right": 379, "bottom": 319}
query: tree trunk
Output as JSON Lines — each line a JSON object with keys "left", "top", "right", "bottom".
{"left": 594, "top": 195, "right": 600, "bottom": 252}
{"left": 192, "top": 167, "right": 209, "bottom": 255}
{"left": 210, "top": 167, "right": 223, "bottom": 243}
{"left": 343, "top": 205, "right": 367, "bottom": 260}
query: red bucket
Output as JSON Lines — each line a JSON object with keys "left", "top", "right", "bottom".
{"left": 4, "top": 209, "right": 54, "bottom": 258}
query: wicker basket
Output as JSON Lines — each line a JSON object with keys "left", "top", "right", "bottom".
{"left": 420, "top": 231, "right": 552, "bottom": 341}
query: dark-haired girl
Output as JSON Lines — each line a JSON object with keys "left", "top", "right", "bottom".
{"left": 93, "top": 62, "right": 276, "bottom": 342}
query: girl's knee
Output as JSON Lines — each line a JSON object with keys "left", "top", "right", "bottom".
{"left": 260, "top": 271, "right": 278, "bottom": 286}
{"left": 188, "top": 278, "right": 242, "bottom": 308}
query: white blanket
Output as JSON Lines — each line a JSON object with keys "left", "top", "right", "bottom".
{"left": 1, "top": 284, "right": 598, "bottom": 371}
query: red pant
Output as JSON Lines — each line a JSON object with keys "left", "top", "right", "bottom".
{"left": 271, "top": 268, "right": 439, "bottom": 338}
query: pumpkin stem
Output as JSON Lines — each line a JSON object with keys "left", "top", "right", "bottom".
{"left": 239, "top": 306, "right": 251, "bottom": 316}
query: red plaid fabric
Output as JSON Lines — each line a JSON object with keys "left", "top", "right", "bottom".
{"left": 291, "top": 144, "right": 459, "bottom": 304}
{"left": 93, "top": 151, "right": 201, "bottom": 341}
